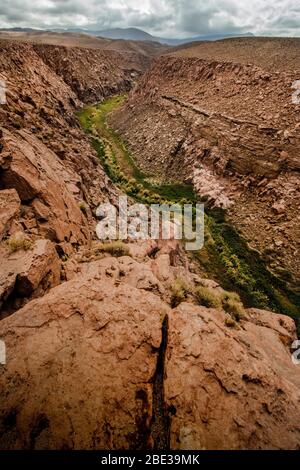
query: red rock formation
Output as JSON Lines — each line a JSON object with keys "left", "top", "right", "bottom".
{"left": 0, "top": 250, "right": 299, "bottom": 449}
{"left": 166, "top": 304, "right": 300, "bottom": 450}
{"left": 0, "top": 37, "right": 299, "bottom": 451}
{"left": 110, "top": 49, "right": 300, "bottom": 286}
{"left": 0, "top": 40, "right": 139, "bottom": 307}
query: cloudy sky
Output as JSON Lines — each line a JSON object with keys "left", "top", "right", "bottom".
{"left": 0, "top": 0, "right": 299, "bottom": 38}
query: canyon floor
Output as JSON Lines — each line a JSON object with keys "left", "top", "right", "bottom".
{"left": 0, "top": 33, "right": 299, "bottom": 450}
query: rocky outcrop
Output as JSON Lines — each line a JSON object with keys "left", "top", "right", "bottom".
{"left": 33, "top": 44, "right": 148, "bottom": 103}
{"left": 166, "top": 303, "right": 300, "bottom": 450}
{"left": 0, "top": 247, "right": 299, "bottom": 450}
{"left": 0, "top": 260, "right": 170, "bottom": 450}
{"left": 0, "top": 41, "right": 125, "bottom": 212}
{"left": 0, "top": 39, "right": 142, "bottom": 313}
{"left": 110, "top": 53, "right": 300, "bottom": 286}
{"left": 0, "top": 189, "right": 20, "bottom": 240}
{"left": 0, "top": 238, "right": 60, "bottom": 317}
{"left": 0, "top": 129, "right": 90, "bottom": 250}
{"left": 112, "top": 56, "right": 300, "bottom": 178}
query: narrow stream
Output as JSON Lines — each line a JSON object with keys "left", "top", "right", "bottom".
{"left": 78, "top": 96, "right": 300, "bottom": 333}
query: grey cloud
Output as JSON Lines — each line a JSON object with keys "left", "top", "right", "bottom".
{"left": 0, "top": 0, "right": 299, "bottom": 37}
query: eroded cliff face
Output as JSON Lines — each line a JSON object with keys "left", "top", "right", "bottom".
{"left": 111, "top": 55, "right": 300, "bottom": 287}
{"left": 33, "top": 43, "right": 148, "bottom": 102}
{"left": 0, "top": 40, "right": 144, "bottom": 310}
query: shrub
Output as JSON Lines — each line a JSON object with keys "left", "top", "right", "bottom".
{"left": 223, "top": 298, "right": 245, "bottom": 321}
{"left": 222, "top": 291, "right": 241, "bottom": 303}
{"left": 117, "top": 171, "right": 127, "bottom": 182}
{"left": 79, "top": 202, "right": 88, "bottom": 214}
{"left": 224, "top": 315, "right": 236, "bottom": 328}
{"left": 97, "top": 241, "right": 130, "bottom": 257}
{"left": 251, "top": 290, "right": 269, "bottom": 308}
{"left": 142, "top": 189, "right": 150, "bottom": 197}
{"left": 170, "top": 278, "right": 188, "bottom": 308}
{"left": 12, "top": 119, "right": 22, "bottom": 129}
{"left": 221, "top": 291, "right": 245, "bottom": 321}
{"left": 194, "top": 286, "right": 222, "bottom": 309}
{"left": 7, "top": 237, "right": 33, "bottom": 253}
{"left": 152, "top": 193, "right": 161, "bottom": 202}
{"left": 141, "top": 196, "right": 153, "bottom": 205}
{"left": 204, "top": 227, "right": 215, "bottom": 247}
{"left": 127, "top": 184, "right": 139, "bottom": 196}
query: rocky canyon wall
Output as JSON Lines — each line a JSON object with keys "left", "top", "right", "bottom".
{"left": 111, "top": 53, "right": 300, "bottom": 288}
{"left": 0, "top": 40, "right": 145, "bottom": 312}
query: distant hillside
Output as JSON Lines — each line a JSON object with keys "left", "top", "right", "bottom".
{"left": 169, "top": 36, "right": 300, "bottom": 73}
{"left": 163, "top": 32, "right": 255, "bottom": 45}
{"left": 96, "top": 27, "right": 154, "bottom": 41}
{"left": 95, "top": 27, "right": 254, "bottom": 45}
{"left": 0, "top": 26, "right": 254, "bottom": 45}
{"left": 0, "top": 27, "right": 38, "bottom": 32}
{"left": 0, "top": 30, "right": 169, "bottom": 56}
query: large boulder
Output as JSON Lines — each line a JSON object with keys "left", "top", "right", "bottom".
{"left": 165, "top": 303, "right": 300, "bottom": 450}
{"left": 0, "top": 254, "right": 300, "bottom": 450}
{"left": 0, "top": 268, "right": 170, "bottom": 450}
{"left": 0, "top": 238, "right": 61, "bottom": 315}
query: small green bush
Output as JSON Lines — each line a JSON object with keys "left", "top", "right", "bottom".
{"left": 216, "top": 292, "right": 245, "bottom": 321}
{"left": 97, "top": 241, "right": 130, "bottom": 257}
{"left": 180, "top": 198, "right": 188, "bottom": 205}
{"left": 222, "top": 291, "right": 241, "bottom": 303}
{"left": 194, "top": 286, "right": 222, "bottom": 309}
{"left": 224, "top": 315, "right": 236, "bottom": 328}
{"left": 170, "top": 278, "right": 188, "bottom": 308}
{"left": 12, "top": 119, "right": 22, "bottom": 129}
{"left": 7, "top": 237, "right": 33, "bottom": 253}
{"left": 152, "top": 193, "right": 161, "bottom": 202}
{"left": 221, "top": 291, "right": 245, "bottom": 321}
{"left": 79, "top": 202, "right": 88, "bottom": 214}
{"left": 223, "top": 298, "right": 245, "bottom": 321}
{"left": 127, "top": 184, "right": 139, "bottom": 196}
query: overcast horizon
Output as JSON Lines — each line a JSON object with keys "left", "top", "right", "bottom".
{"left": 0, "top": 0, "right": 299, "bottom": 39}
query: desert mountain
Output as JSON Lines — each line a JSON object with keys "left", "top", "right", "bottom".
{"left": 95, "top": 27, "right": 254, "bottom": 45}
{"left": 0, "top": 26, "right": 255, "bottom": 45}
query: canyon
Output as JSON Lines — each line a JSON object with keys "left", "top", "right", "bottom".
{"left": 111, "top": 38, "right": 300, "bottom": 290}
{"left": 0, "top": 34, "right": 299, "bottom": 450}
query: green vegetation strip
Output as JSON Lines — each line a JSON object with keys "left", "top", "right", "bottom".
{"left": 78, "top": 96, "right": 300, "bottom": 332}
{"left": 78, "top": 96, "right": 196, "bottom": 205}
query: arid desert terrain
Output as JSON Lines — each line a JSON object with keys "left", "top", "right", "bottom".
{"left": 0, "top": 32, "right": 299, "bottom": 450}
